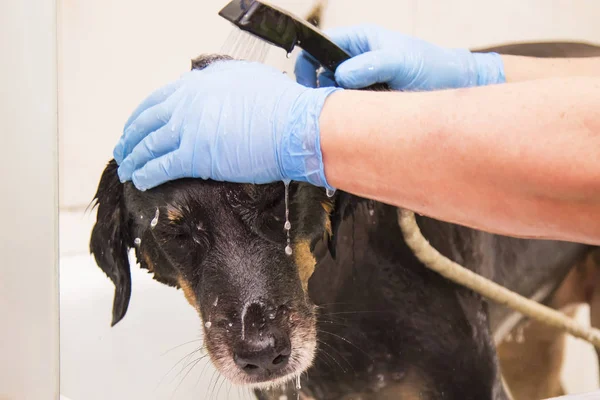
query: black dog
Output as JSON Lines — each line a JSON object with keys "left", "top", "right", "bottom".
{"left": 89, "top": 16, "right": 600, "bottom": 400}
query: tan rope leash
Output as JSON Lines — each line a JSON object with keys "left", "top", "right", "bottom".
{"left": 397, "top": 208, "right": 600, "bottom": 349}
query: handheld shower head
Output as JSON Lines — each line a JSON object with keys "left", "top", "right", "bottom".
{"left": 218, "top": 0, "right": 351, "bottom": 72}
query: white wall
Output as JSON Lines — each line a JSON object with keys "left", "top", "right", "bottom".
{"left": 0, "top": 0, "right": 60, "bottom": 398}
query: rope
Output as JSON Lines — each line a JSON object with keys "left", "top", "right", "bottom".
{"left": 397, "top": 208, "right": 600, "bottom": 349}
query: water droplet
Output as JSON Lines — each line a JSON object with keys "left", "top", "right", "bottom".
{"left": 228, "top": 322, "right": 233, "bottom": 327}
{"left": 296, "top": 374, "right": 301, "bottom": 390}
{"left": 392, "top": 372, "right": 404, "bottom": 381}
{"left": 134, "top": 238, "right": 141, "bottom": 245}
{"left": 369, "top": 209, "right": 375, "bottom": 216}
{"left": 326, "top": 188, "right": 336, "bottom": 197}
{"left": 150, "top": 207, "right": 159, "bottom": 228}
{"left": 268, "top": 312, "right": 276, "bottom": 320}
{"left": 213, "top": 296, "right": 219, "bottom": 307}
{"left": 140, "top": 215, "right": 144, "bottom": 219}
{"left": 205, "top": 321, "right": 212, "bottom": 329}
{"left": 283, "top": 180, "right": 293, "bottom": 256}
{"left": 515, "top": 326, "right": 525, "bottom": 343}
{"left": 286, "top": 52, "right": 291, "bottom": 59}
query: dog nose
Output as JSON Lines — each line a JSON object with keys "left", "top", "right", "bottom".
{"left": 233, "top": 328, "right": 291, "bottom": 374}
{"left": 233, "top": 302, "right": 291, "bottom": 374}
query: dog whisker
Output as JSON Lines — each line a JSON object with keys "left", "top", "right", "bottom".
{"left": 316, "top": 329, "right": 373, "bottom": 361}
{"left": 315, "top": 344, "right": 346, "bottom": 373}
{"left": 164, "top": 347, "right": 206, "bottom": 381}
{"left": 217, "top": 374, "right": 229, "bottom": 400}
{"left": 169, "top": 355, "right": 206, "bottom": 400}
{"left": 160, "top": 338, "right": 204, "bottom": 357}
{"left": 207, "top": 368, "right": 219, "bottom": 400}
{"left": 154, "top": 346, "right": 206, "bottom": 393}
{"left": 319, "top": 310, "right": 393, "bottom": 316}
{"left": 316, "top": 339, "right": 353, "bottom": 373}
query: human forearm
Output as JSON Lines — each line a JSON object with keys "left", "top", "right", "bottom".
{"left": 501, "top": 55, "right": 600, "bottom": 83}
{"left": 320, "top": 77, "right": 600, "bottom": 244}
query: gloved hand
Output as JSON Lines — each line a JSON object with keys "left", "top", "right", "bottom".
{"left": 295, "top": 24, "right": 505, "bottom": 91}
{"left": 114, "top": 60, "right": 341, "bottom": 191}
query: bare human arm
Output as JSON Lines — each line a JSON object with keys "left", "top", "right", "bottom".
{"left": 501, "top": 55, "right": 600, "bottom": 82}
{"left": 320, "top": 76, "right": 600, "bottom": 245}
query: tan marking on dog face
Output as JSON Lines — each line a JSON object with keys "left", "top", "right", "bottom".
{"left": 177, "top": 276, "right": 199, "bottom": 311}
{"left": 166, "top": 205, "right": 183, "bottom": 222}
{"left": 337, "top": 370, "right": 431, "bottom": 400}
{"left": 141, "top": 250, "right": 155, "bottom": 273}
{"left": 389, "top": 369, "right": 432, "bottom": 400}
{"left": 294, "top": 240, "right": 316, "bottom": 291}
{"left": 321, "top": 200, "right": 333, "bottom": 237}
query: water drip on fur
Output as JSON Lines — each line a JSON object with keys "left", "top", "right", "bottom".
{"left": 134, "top": 238, "right": 141, "bottom": 246}
{"left": 204, "top": 321, "right": 212, "bottom": 329}
{"left": 326, "top": 188, "right": 336, "bottom": 197}
{"left": 241, "top": 302, "right": 250, "bottom": 340}
{"left": 515, "top": 325, "right": 525, "bottom": 343}
{"left": 150, "top": 207, "right": 159, "bottom": 228}
{"left": 296, "top": 375, "right": 301, "bottom": 400}
{"left": 368, "top": 200, "right": 375, "bottom": 216}
{"left": 284, "top": 180, "right": 293, "bottom": 256}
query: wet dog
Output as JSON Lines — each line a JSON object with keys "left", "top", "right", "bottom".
{"left": 89, "top": 9, "right": 600, "bottom": 400}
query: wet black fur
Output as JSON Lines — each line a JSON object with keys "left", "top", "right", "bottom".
{"left": 90, "top": 43, "right": 600, "bottom": 400}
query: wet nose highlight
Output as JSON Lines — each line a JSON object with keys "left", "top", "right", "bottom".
{"left": 235, "top": 302, "right": 291, "bottom": 374}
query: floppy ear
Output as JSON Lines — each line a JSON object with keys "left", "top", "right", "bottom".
{"left": 327, "top": 191, "right": 355, "bottom": 259}
{"left": 89, "top": 159, "right": 133, "bottom": 326}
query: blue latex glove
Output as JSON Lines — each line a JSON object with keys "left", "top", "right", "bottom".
{"left": 295, "top": 24, "right": 505, "bottom": 90}
{"left": 114, "top": 60, "right": 341, "bottom": 191}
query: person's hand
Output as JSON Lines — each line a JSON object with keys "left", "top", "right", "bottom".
{"left": 295, "top": 24, "right": 505, "bottom": 91}
{"left": 113, "top": 60, "right": 341, "bottom": 191}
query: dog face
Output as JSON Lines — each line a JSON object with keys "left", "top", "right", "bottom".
{"left": 89, "top": 55, "right": 335, "bottom": 388}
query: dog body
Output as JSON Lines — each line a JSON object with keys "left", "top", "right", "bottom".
{"left": 89, "top": 24, "right": 600, "bottom": 400}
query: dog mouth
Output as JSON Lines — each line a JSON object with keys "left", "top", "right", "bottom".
{"left": 203, "top": 305, "right": 317, "bottom": 388}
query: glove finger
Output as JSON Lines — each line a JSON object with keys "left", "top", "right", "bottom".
{"left": 123, "top": 78, "right": 184, "bottom": 133}
{"left": 115, "top": 90, "right": 183, "bottom": 164}
{"left": 117, "top": 123, "right": 181, "bottom": 182}
{"left": 294, "top": 50, "right": 320, "bottom": 88}
{"left": 114, "top": 78, "right": 185, "bottom": 164}
{"left": 317, "top": 69, "right": 337, "bottom": 88}
{"left": 334, "top": 50, "right": 395, "bottom": 89}
{"left": 131, "top": 151, "right": 187, "bottom": 191}
{"left": 323, "top": 25, "right": 374, "bottom": 56}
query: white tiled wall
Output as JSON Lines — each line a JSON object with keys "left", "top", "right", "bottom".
{"left": 59, "top": 0, "right": 600, "bottom": 210}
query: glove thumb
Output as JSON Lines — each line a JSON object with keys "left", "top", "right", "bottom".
{"left": 334, "top": 50, "right": 399, "bottom": 89}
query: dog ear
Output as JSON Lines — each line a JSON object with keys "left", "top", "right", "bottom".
{"left": 327, "top": 191, "right": 355, "bottom": 259}
{"left": 89, "top": 159, "right": 133, "bottom": 326}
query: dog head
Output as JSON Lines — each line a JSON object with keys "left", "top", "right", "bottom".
{"left": 89, "top": 54, "right": 337, "bottom": 387}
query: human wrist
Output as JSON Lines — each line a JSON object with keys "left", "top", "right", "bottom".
{"left": 279, "top": 86, "right": 342, "bottom": 188}
{"left": 472, "top": 52, "right": 506, "bottom": 86}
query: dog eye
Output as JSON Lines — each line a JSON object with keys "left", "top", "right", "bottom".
{"left": 254, "top": 197, "right": 287, "bottom": 243}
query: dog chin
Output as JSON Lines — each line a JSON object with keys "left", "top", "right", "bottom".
{"left": 209, "top": 329, "right": 317, "bottom": 389}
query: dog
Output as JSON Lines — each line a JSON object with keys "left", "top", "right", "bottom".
{"left": 89, "top": 5, "right": 600, "bottom": 399}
